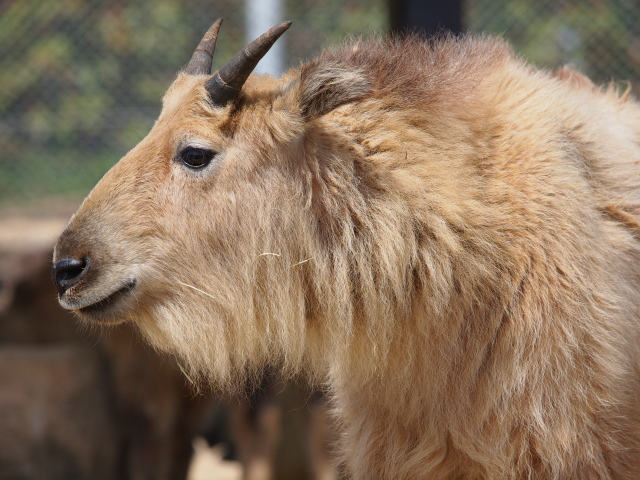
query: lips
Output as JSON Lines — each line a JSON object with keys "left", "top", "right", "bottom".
{"left": 58, "top": 277, "right": 138, "bottom": 323}
{"left": 76, "top": 280, "right": 137, "bottom": 315}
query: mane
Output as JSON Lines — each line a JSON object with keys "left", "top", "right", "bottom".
{"left": 305, "top": 33, "right": 513, "bottom": 109}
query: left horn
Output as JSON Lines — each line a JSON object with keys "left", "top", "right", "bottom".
{"left": 205, "top": 21, "right": 291, "bottom": 106}
{"left": 184, "top": 18, "right": 223, "bottom": 75}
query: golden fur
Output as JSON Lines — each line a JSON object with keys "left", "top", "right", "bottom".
{"left": 54, "top": 34, "right": 640, "bottom": 479}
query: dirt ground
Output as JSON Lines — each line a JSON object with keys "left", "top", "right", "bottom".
{"left": 187, "top": 438, "right": 242, "bottom": 480}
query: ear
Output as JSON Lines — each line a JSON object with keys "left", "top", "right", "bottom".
{"left": 297, "top": 60, "right": 372, "bottom": 120}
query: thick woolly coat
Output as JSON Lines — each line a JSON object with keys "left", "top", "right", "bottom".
{"left": 54, "top": 35, "right": 640, "bottom": 479}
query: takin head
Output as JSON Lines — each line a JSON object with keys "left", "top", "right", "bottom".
{"left": 52, "top": 19, "right": 389, "bottom": 387}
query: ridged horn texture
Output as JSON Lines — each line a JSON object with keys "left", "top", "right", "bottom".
{"left": 184, "top": 18, "right": 223, "bottom": 75}
{"left": 205, "top": 21, "right": 292, "bottom": 106}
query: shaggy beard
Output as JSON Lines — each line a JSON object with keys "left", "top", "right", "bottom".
{"left": 134, "top": 278, "right": 316, "bottom": 394}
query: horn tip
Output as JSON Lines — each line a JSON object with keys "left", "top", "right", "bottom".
{"left": 270, "top": 21, "right": 292, "bottom": 33}
{"left": 207, "top": 18, "right": 223, "bottom": 36}
{"left": 268, "top": 21, "right": 292, "bottom": 39}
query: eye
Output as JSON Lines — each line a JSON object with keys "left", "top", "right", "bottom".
{"left": 177, "top": 147, "right": 216, "bottom": 169}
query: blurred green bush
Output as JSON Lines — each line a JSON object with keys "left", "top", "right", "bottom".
{"left": 1, "top": 0, "right": 638, "bottom": 207}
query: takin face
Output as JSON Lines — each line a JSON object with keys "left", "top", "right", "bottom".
{"left": 54, "top": 19, "right": 640, "bottom": 479}
{"left": 52, "top": 20, "right": 380, "bottom": 386}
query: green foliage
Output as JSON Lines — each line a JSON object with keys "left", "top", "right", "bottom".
{"left": 3, "top": 0, "right": 638, "bottom": 207}
{"left": 466, "top": 0, "right": 640, "bottom": 84}
{"left": 0, "top": 0, "right": 386, "bottom": 206}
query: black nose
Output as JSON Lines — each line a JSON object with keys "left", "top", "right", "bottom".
{"left": 52, "top": 257, "right": 90, "bottom": 296}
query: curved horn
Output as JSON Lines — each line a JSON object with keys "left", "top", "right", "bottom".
{"left": 205, "top": 21, "right": 292, "bottom": 106}
{"left": 184, "top": 18, "right": 223, "bottom": 75}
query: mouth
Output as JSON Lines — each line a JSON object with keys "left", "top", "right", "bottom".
{"left": 58, "top": 278, "right": 139, "bottom": 324}
{"left": 77, "top": 280, "right": 137, "bottom": 315}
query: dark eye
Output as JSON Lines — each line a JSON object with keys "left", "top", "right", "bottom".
{"left": 178, "top": 147, "right": 216, "bottom": 169}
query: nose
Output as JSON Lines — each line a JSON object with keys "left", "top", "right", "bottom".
{"left": 52, "top": 257, "right": 91, "bottom": 296}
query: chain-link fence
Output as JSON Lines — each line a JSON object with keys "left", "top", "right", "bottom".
{"left": 1, "top": 0, "right": 639, "bottom": 211}
{"left": 466, "top": 0, "right": 640, "bottom": 88}
{"left": 0, "top": 0, "right": 386, "bottom": 210}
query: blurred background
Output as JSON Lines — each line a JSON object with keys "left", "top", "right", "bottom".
{"left": 2, "top": 0, "right": 639, "bottom": 210}
{"left": 1, "top": 1, "right": 639, "bottom": 479}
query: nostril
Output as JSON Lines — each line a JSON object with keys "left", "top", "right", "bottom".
{"left": 57, "top": 263, "right": 83, "bottom": 282}
{"left": 52, "top": 257, "right": 91, "bottom": 296}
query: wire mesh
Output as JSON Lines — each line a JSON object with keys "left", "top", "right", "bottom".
{"left": 0, "top": 0, "right": 386, "bottom": 208}
{"left": 1, "top": 0, "right": 639, "bottom": 209}
{"left": 465, "top": 0, "right": 640, "bottom": 87}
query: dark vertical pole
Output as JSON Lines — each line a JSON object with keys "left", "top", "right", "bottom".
{"left": 389, "top": 0, "right": 463, "bottom": 35}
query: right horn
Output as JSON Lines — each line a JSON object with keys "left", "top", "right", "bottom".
{"left": 184, "top": 18, "right": 223, "bottom": 75}
{"left": 205, "top": 21, "right": 291, "bottom": 107}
